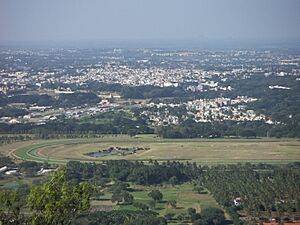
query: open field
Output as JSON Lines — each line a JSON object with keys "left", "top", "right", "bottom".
{"left": 4, "top": 135, "right": 300, "bottom": 164}
{"left": 116, "top": 184, "right": 221, "bottom": 215}
{"left": 91, "top": 183, "right": 229, "bottom": 224}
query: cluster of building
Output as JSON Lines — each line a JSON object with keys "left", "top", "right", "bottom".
{"left": 0, "top": 48, "right": 298, "bottom": 127}
{"left": 1, "top": 48, "right": 299, "bottom": 94}
{"left": 0, "top": 101, "right": 120, "bottom": 125}
{"left": 141, "top": 96, "right": 273, "bottom": 126}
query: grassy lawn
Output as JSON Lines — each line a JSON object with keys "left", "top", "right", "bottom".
{"left": 90, "top": 183, "right": 227, "bottom": 224}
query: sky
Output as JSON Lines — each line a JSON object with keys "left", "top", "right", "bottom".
{"left": 0, "top": 0, "right": 300, "bottom": 46}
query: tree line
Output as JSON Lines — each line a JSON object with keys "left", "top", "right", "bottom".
{"left": 0, "top": 92, "right": 100, "bottom": 108}
{"left": 157, "top": 119, "right": 300, "bottom": 138}
{"left": 65, "top": 160, "right": 202, "bottom": 185}
{"left": 0, "top": 112, "right": 153, "bottom": 138}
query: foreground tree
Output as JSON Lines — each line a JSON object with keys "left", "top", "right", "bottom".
{"left": 28, "top": 169, "right": 92, "bottom": 225}
{"left": 0, "top": 189, "right": 28, "bottom": 225}
{"left": 194, "top": 207, "right": 225, "bottom": 225}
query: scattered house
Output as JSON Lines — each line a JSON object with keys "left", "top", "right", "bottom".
{"left": 234, "top": 197, "right": 242, "bottom": 207}
{"left": 23, "top": 115, "right": 31, "bottom": 120}
{"left": 0, "top": 166, "right": 8, "bottom": 173}
{"left": 100, "top": 99, "right": 110, "bottom": 105}
{"left": 37, "top": 168, "right": 57, "bottom": 175}
{"left": 260, "top": 223, "right": 300, "bottom": 225}
{"left": 5, "top": 169, "right": 18, "bottom": 175}
{"left": 9, "top": 118, "right": 20, "bottom": 124}
{"left": 266, "top": 120, "right": 274, "bottom": 125}
{"left": 268, "top": 85, "right": 291, "bottom": 90}
{"left": 54, "top": 89, "right": 74, "bottom": 94}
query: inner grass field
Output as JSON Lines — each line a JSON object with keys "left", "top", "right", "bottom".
{"left": 6, "top": 134, "right": 300, "bottom": 164}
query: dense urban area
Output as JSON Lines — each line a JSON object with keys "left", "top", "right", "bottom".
{"left": 0, "top": 47, "right": 299, "bottom": 139}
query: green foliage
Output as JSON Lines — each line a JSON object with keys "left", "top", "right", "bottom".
{"left": 148, "top": 190, "right": 163, "bottom": 202}
{"left": 157, "top": 115, "right": 300, "bottom": 139}
{"left": 7, "top": 94, "right": 54, "bottom": 106}
{"left": 17, "top": 184, "right": 31, "bottom": 205}
{"left": 133, "top": 201, "right": 149, "bottom": 211}
{"left": 28, "top": 169, "right": 93, "bottom": 225}
{"left": 72, "top": 210, "right": 167, "bottom": 225}
{"left": 240, "top": 129, "right": 257, "bottom": 138}
{"left": 193, "top": 207, "right": 225, "bottom": 225}
{"left": 3, "top": 93, "right": 100, "bottom": 108}
{"left": 0, "top": 111, "right": 153, "bottom": 138}
{"left": 65, "top": 160, "right": 198, "bottom": 185}
{"left": 2, "top": 159, "right": 297, "bottom": 225}
{"left": 169, "top": 176, "right": 179, "bottom": 186}
{"left": 0, "top": 135, "right": 32, "bottom": 145}
{"left": 191, "top": 213, "right": 202, "bottom": 222}
{"left": 109, "top": 181, "right": 130, "bottom": 193}
{"left": 0, "top": 189, "right": 28, "bottom": 225}
{"left": 148, "top": 200, "right": 156, "bottom": 210}
{"left": 167, "top": 199, "right": 177, "bottom": 208}
{"left": 111, "top": 191, "right": 134, "bottom": 205}
{"left": 56, "top": 92, "right": 100, "bottom": 107}
{"left": 18, "top": 161, "right": 41, "bottom": 176}
{"left": 0, "top": 156, "right": 16, "bottom": 167}
{"left": 187, "top": 207, "right": 197, "bottom": 215}
{"left": 164, "top": 212, "right": 175, "bottom": 220}
{"left": 193, "top": 184, "right": 208, "bottom": 194}
{"left": 198, "top": 164, "right": 300, "bottom": 221}
{"left": 0, "top": 107, "right": 28, "bottom": 118}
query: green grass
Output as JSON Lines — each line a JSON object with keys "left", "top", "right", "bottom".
{"left": 92, "top": 183, "right": 228, "bottom": 224}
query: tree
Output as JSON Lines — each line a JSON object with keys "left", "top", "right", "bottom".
{"left": 148, "top": 200, "right": 156, "bottom": 210}
{"left": 188, "top": 207, "right": 197, "bottom": 215}
{"left": 43, "top": 161, "right": 50, "bottom": 169}
{"left": 17, "top": 184, "right": 31, "bottom": 206}
{"left": 193, "top": 184, "right": 207, "bottom": 194}
{"left": 109, "top": 181, "right": 129, "bottom": 193}
{"left": 240, "top": 129, "right": 257, "bottom": 138}
{"left": 28, "top": 169, "right": 92, "bottom": 225}
{"left": 191, "top": 213, "right": 202, "bottom": 222}
{"left": 0, "top": 189, "right": 28, "bottom": 225}
{"left": 112, "top": 191, "right": 134, "bottom": 205}
{"left": 72, "top": 210, "right": 167, "bottom": 225}
{"left": 167, "top": 200, "right": 177, "bottom": 209}
{"left": 169, "top": 176, "right": 179, "bottom": 186}
{"left": 164, "top": 213, "right": 175, "bottom": 221}
{"left": 148, "top": 190, "right": 163, "bottom": 202}
{"left": 133, "top": 202, "right": 149, "bottom": 211}
{"left": 200, "top": 207, "right": 225, "bottom": 225}
{"left": 123, "top": 192, "right": 134, "bottom": 204}
{"left": 18, "top": 161, "right": 41, "bottom": 177}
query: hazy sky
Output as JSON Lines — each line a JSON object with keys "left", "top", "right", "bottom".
{"left": 1, "top": 0, "right": 300, "bottom": 44}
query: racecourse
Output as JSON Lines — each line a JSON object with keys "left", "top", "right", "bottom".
{"left": 6, "top": 135, "right": 300, "bottom": 164}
